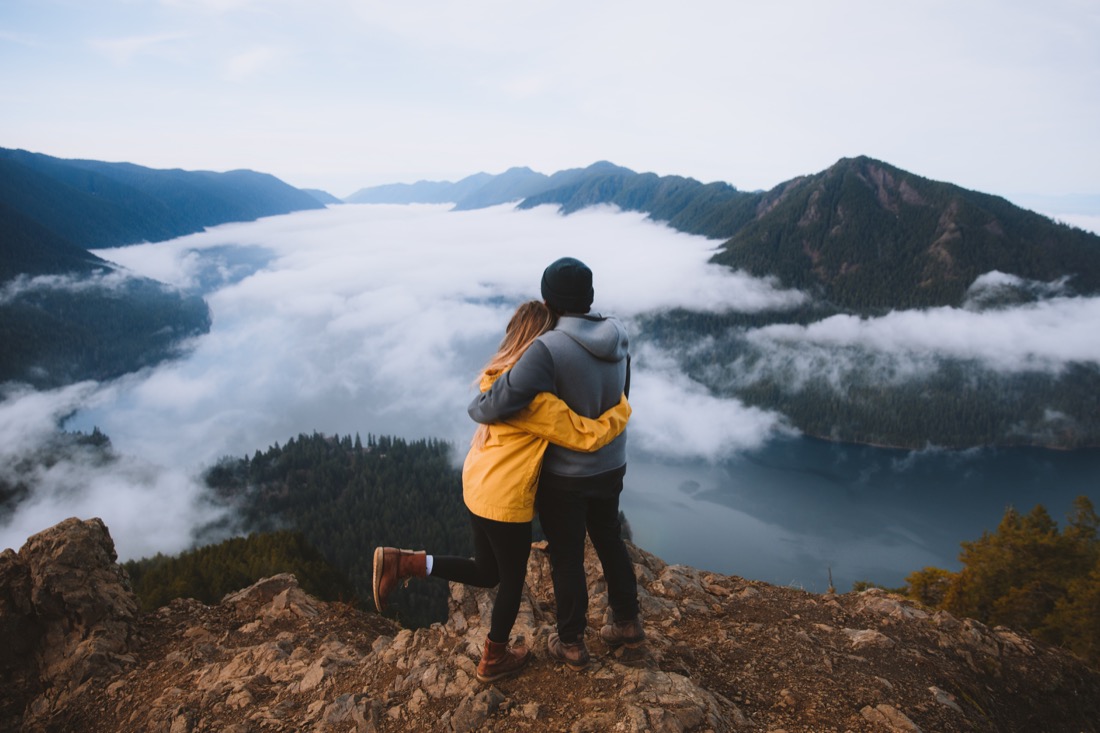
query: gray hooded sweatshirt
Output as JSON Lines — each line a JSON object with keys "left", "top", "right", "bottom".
{"left": 468, "top": 313, "right": 629, "bottom": 477}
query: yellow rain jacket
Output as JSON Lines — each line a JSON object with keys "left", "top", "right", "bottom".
{"left": 462, "top": 369, "right": 631, "bottom": 523}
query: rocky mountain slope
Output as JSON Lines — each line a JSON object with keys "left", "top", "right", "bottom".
{"left": 4, "top": 518, "right": 1098, "bottom": 732}
{"left": 709, "top": 157, "right": 1100, "bottom": 310}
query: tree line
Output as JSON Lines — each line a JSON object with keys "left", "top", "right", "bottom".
{"left": 204, "top": 432, "right": 470, "bottom": 628}
{"left": 124, "top": 530, "right": 356, "bottom": 612}
{"left": 900, "top": 496, "right": 1100, "bottom": 666}
{"left": 127, "top": 431, "right": 631, "bottom": 626}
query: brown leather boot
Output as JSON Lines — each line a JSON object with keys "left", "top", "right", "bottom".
{"left": 547, "top": 633, "right": 590, "bottom": 671}
{"left": 599, "top": 616, "right": 646, "bottom": 649}
{"left": 372, "top": 547, "right": 427, "bottom": 612}
{"left": 476, "top": 638, "right": 531, "bottom": 682}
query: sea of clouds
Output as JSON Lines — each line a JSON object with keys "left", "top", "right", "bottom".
{"left": 2, "top": 203, "right": 1098, "bottom": 560}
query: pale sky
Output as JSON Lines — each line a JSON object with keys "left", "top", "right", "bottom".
{"left": 2, "top": 0, "right": 1099, "bottom": 202}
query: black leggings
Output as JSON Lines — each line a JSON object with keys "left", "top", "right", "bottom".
{"left": 431, "top": 511, "right": 532, "bottom": 644}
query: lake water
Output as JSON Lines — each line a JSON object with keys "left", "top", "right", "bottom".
{"left": 622, "top": 438, "right": 1100, "bottom": 593}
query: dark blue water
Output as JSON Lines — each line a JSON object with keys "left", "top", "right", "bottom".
{"left": 622, "top": 437, "right": 1099, "bottom": 593}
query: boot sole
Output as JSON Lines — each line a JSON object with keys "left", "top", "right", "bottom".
{"left": 371, "top": 546, "right": 385, "bottom": 613}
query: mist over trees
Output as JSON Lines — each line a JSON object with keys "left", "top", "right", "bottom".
{"left": 0, "top": 276, "right": 211, "bottom": 387}
{"left": 635, "top": 307, "right": 1100, "bottom": 449}
{"left": 0, "top": 427, "right": 112, "bottom": 518}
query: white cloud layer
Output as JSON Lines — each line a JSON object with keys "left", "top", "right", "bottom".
{"left": 749, "top": 296, "right": 1100, "bottom": 374}
{"left": 628, "top": 345, "right": 794, "bottom": 459}
{"left": 0, "top": 204, "right": 800, "bottom": 556}
{"left": 3, "top": 203, "right": 1099, "bottom": 558}
{"left": 88, "top": 204, "right": 805, "bottom": 468}
{"left": 0, "top": 269, "right": 132, "bottom": 304}
{"left": 0, "top": 382, "right": 226, "bottom": 559}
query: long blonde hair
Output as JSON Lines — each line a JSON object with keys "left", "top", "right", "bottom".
{"left": 471, "top": 301, "right": 556, "bottom": 449}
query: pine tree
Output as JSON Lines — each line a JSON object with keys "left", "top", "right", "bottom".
{"left": 909, "top": 496, "right": 1100, "bottom": 665}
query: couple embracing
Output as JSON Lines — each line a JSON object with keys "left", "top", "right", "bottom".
{"left": 372, "top": 256, "right": 645, "bottom": 682}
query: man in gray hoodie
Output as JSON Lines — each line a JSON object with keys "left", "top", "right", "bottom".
{"left": 468, "top": 257, "right": 644, "bottom": 670}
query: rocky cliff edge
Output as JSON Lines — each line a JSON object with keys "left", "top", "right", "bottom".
{"left": 2, "top": 517, "right": 1098, "bottom": 733}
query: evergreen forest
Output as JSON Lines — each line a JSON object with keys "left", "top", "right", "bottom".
{"left": 119, "top": 431, "right": 633, "bottom": 627}
{"left": 0, "top": 275, "right": 212, "bottom": 388}
{"left": 203, "top": 432, "right": 471, "bottom": 628}
{"left": 19, "top": 426, "right": 1096, "bottom": 668}
{"left": 124, "top": 530, "right": 357, "bottom": 613}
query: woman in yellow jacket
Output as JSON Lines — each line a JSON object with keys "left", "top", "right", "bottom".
{"left": 373, "top": 301, "right": 630, "bottom": 683}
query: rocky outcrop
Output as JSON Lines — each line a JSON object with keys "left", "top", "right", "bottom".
{"left": 1, "top": 517, "right": 138, "bottom": 731}
{"left": 3, "top": 517, "right": 1099, "bottom": 732}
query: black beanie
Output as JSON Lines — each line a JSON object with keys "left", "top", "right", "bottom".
{"left": 541, "top": 257, "right": 593, "bottom": 314}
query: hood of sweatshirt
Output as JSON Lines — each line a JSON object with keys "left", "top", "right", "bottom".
{"left": 553, "top": 313, "right": 629, "bottom": 362}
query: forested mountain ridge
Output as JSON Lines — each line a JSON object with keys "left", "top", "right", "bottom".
{"left": 710, "top": 157, "right": 1100, "bottom": 310}
{"left": 345, "top": 171, "right": 494, "bottom": 205}
{"left": 517, "top": 156, "right": 1100, "bottom": 311}
{"left": 0, "top": 147, "right": 325, "bottom": 264}
{"left": 0, "top": 147, "right": 324, "bottom": 387}
{"left": 0, "top": 199, "right": 108, "bottom": 282}
{"left": 350, "top": 155, "right": 1100, "bottom": 313}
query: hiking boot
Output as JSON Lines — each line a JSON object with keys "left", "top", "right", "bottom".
{"left": 372, "top": 547, "right": 427, "bottom": 612}
{"left": 476, "top": 638, "right": 531, "bottom": 683}
{"left": 600, "top": 616, "right": 646, "bottom": 649}
{"left": 547, "top": 633, "right": 590, "bottom": 671}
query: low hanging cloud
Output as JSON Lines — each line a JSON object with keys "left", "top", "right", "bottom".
{"left": 1, "top": 203, "right": 802, "bottom": 556}
{"left": 748, "top": 295, "right": 1100, "bottom": 374}
{"left": 963, "top": 270, "right": 1073, "bottom": 310}
{"left": 628, "top": 344, "right": 793, "bottom": 459}
{"left": 0, "top": 268, "right": 134, "bottom": 305}
{"left": 87, "top": 203, "right": 806, "bottom": 468}
{"left": 0, "top": 382, "right": 227, "bottom": 559}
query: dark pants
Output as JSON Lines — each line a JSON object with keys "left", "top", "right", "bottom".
{"left": 535, "top": 467, "right": 639, "bottom": 643}
{"left": 431, "top": 511, "right": 531, "bottom": 644}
